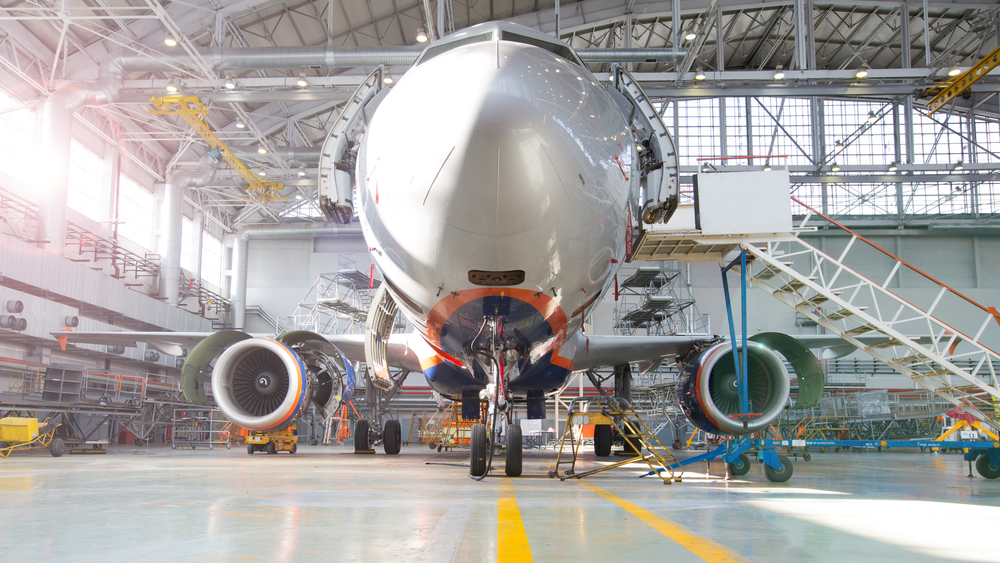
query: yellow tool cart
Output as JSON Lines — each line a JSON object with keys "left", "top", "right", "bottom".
{"left": 246, "top": 426, "right": 298, "bottom": 455}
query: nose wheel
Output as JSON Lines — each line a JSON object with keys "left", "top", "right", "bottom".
{"left": 468, "top": 314, "right": 522, "bottom": 480}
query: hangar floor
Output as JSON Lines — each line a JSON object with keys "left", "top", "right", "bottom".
{"left": 0, "top": 445, "right": 996, "bottom": 562}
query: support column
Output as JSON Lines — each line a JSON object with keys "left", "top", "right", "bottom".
{"left": 190, "top": 211, "right": 205, "bottom": 283}
{"left": 100, "top": 145, "right": 120, "bottom": 229}
{"left": 893, "top": 103, "right": 903, "bottom": 217}
{"left": 746, "top": 96, "right": 753, "bottom": 158}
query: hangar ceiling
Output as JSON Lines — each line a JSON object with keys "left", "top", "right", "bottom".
{"left": 0, "top": 0, "right": 997, "bottom": 228}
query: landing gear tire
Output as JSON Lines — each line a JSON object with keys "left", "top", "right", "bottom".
{"left": 976, "top": 455, "right": 1000, "bottom": 479}
{"left": 267, "top": 442, "right": 277, "bottom": 455}
{"left": 309, "top": 438, "right": 319, "bottom": 447}
{"left": 594, "top": 424, "right": 612, "bottom": 457}
{"left": 505, "top": 424, "right": 523, "bottom": 477}
{"left": 727, "top": 453, "right": 751, "bottom": 476}
{"left": 49, "top": 437, "right": 65, "bottom": 457}
{"left": 764, "top": 455, "right": 793, "bottom": 482}
{"left": 354, "top": 420, "right": 370, "bottom": 453}
{"left": 383, "top": 419, "right": 402, "bottom": 455}
{"left": 470, "top": 423, "right": 488, "bottom": 477}
{"left": 247, "top": 444, "right": 254, "bottom": 455}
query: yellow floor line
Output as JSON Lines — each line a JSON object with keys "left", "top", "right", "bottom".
{"left": 578, "top": 481, "right": 751, "bottom": 563}
{"left": 497, "top": 479, "right": 533, "bottom": 563}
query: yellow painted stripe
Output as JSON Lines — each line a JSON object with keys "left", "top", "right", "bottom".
{"left": 578, "top": 481, "right": 750, "bottom": 563}
{"left": 497, "top": 479, "right": 533, "bottom": 563}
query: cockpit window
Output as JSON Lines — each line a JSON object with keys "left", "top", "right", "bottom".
{"left": 417, "top": 32, "right": 494, "bottom": 65}
{"left": 500, "top": 31, "right": 582, "bottom": 66}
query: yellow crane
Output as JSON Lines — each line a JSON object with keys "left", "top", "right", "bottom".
{"left": 149, "top": 96, "right": 285, "bottom": 202}
{"left": 922, "top": 45, "right": 1000, "bottom": 116}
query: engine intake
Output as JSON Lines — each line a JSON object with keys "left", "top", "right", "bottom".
{"left": 676, "top": 341, "right": 790, "bottom": 435}
{"left": 212, "top": 338, "right": 308, "bottom": 431}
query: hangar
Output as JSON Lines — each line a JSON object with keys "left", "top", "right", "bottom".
{"left": 0, "top": 1, "right": 998, "bottom": 561}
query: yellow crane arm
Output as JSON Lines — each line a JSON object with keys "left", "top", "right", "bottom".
{"left": 149, "top": 96, "right": 285, "bottom": 202}
{"left": 923, "top": 46, "right": 1000, "bottom": 116}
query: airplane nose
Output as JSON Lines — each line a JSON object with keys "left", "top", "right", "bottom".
{"left": 366, "top": 40, "right": 612, "bottom": 237}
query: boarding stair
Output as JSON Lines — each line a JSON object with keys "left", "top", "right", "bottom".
{"left": 736, "top": 198, "right": 1000, "bottom": 432}
{"left": 549, "top": 397, "right": 683, "bottom": 484}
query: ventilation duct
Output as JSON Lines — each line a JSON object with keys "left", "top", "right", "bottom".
{"left": 4, "top": 300, "right": 23, "bottom": 313}
{"left": 161, "top": 151, "right": 220, "bottom": 306}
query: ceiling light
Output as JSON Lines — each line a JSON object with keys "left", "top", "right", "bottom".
{"left": 700, "top": 163, "right": 710, "bottom": 173}
{"left": 383, "top": 73, "right": 394, "bottom": 85}
{"left": 257, "top": 145, "right": 267, "bottom": 154}
{"left": 948, "top": 65, "right": 962, "bottom": 77}
{"left": 955, "top": 160, "right": 964, "bottom": 171}
{"left": 855, "top": 66, "right": 869, "bottom": 79}
{"left": 165, "top": 81, "right": 178, "bottom": 93}
{"left": 694, "top": 68, "right": 706, "bottom": 81}
{"left": 888, "top": 162, "right": 898, "bottom": 172}
{"left": 295, "top": 194, "right": 303, "bottom": 200}
{"left": 416, "top": 28, "right": 428, "bottom": 43}
{"left": 830, "top": 162, "right": 840, "bottom": 172}
{"left": 867, "top": 110, "right": 877, "bottom": 123}
{"left": 763, "top": 162, "right": 772, "bottom": 172}
{"left": 296, "top": 73, "right": 308, "bottom": 88}
{"left": 685, "top": 31, "right": 697, "bottom": 41}
{"left": 224, "top": 77, "right": 236, "bottom": 90}
{"left": 297, "top": 167, "right": 306, "bottom": 177}
{"left": 773, "top": 64, "right": 785, "bottom": 80}
{"left": 258, "top": 171, "right": 266, "bottom": 176}
{"left": 235, "top": 121, "right": 245, "bottom": 129}
{"left": 835, "top": 139, "right": 844, "bottom": 151}
{"left": 164, "top": 34, "right": 177, "bottom": 47}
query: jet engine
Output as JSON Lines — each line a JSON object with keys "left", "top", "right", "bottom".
{"left": 183, "top": 331, "right": 354, "bottom": 432}
{"left": 676, "top": 333, "right": 824, "bottom": 435}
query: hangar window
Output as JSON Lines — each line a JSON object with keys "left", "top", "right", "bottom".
{"left": 118, "top": 174, "right": 154, "bottom": 250}
{"left": 201, "top": 233, "right": 223, "bottom": 291}
{"left": 180, "top": 216, "right": 194, "bottom": 272}
{"left": 68, "top": 139, "right": 104, "bottom": 221}
{"left": 0, "top": 90, "right": 35, "bottom": 183}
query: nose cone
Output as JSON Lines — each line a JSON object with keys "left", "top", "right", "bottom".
{"left": 365, "top": 40, "right": 612, "bottom": 236}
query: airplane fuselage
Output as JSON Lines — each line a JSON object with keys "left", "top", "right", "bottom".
{"left": 358, "top": 23, "right": 639, "bottom": 398}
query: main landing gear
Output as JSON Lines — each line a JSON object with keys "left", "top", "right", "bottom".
{"left": 468, "top": 311, "right": 523, "bottom": 480}
{"left": 353, "top": 418, "right": 403, "bottom": 455}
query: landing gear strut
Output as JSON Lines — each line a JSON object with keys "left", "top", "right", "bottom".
{"left": 468, "top": 311, "right": 522, "bottom": 480}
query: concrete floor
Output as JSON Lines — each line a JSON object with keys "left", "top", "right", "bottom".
{"left": 1, "top": 445, "right": 998, "bottom": 562}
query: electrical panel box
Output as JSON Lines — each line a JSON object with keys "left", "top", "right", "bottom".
{"left": 0, "top": 417, "right": 39, "bottom": 443}
{"left": 695, "top": 170, "right": 793, "bottom": 236}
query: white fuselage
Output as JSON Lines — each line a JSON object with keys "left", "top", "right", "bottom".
{"left": 357, "top": 25, "right": 639, "bottom": 396}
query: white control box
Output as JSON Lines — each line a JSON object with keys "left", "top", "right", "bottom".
{"left": 696, "top": 170, "right": 793, "bottom": 236}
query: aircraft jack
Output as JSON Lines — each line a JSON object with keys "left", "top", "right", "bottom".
{"left": 548, "top": 397, "right": 682, "bottom": 484}
{"left": 246, "top": 426, "right": 298, "bottom": 455}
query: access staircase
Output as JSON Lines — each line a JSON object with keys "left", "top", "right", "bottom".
{"left": 737, "top": 198, "right": 1000, "bottom": 431}
{"left": 549, "top": 397, "right": 683, "bottom": 484}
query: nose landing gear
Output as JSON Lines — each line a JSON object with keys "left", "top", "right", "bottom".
{"left": 468, "top": 313, "right": 523, "bottom": 480}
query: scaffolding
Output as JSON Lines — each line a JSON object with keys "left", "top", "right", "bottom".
{"left": 613, "top": 263, "right": 708, "bottom": 337}
{"left": 290, "top": 255, "right": 381, "bottom": 335}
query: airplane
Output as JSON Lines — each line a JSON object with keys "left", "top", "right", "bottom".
{"left": 56, "top": 21, "right": 859, "bottom": 478}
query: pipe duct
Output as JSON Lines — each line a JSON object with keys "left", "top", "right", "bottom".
{"left": 162, "top": 151, "right": 220, "bottom": 305}
{"left": 229, "top": 223, "right": 363, "bottom": 330}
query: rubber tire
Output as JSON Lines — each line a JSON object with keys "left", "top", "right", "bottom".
{"left": 290, "top": 443, "right": 297, "bottom": 455}
{"left": 594, "top": 424, "right": 612, "bottom": 457}
{"left": 266, "top": 442, "right": 277, "bottom": 455}
{"left": 470, "top": 423, "right": 488, "bottom": 477}
{"left": 506, "top": 424, "right": 523, "bottom": 477}
{"left": 50, "top": 437, "right": 65, "bottom": 457}
{"left": 763, "top": 455, "right": 793, "bottom": 482}
{"left": 976, "top": 454, "right": 1000, "bottom": 479}
{"left": 354, "top": 419, "right": 370, "bottom": 453}
{"left": 309, "top": 438, "right": 319, "bottom": 447}
{"left": 727, "top": 453, "right": 751, "bottom": 476}
{"left": 247, "top": 444, "right": 254, "bottom": 455}
{"left": 383, "top": 419, "right": 402, "bottom": 455}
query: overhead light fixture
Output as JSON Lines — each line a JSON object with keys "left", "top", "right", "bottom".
{"left": 700, "top": 163, "right": 710, "bottom": 173}
{"left": 164, "top": 34, "right": 177, "bottom": 47}
{"left": 165, "top": 81, "right": 178, "bottom": 93}
{"left": 955, "top": 160, "right": 964, "bottom": 171}
{"left": 830, "top": 162, "right": 840, "bottom": 172}
{"left": 685, "top": 31, "right": 697, "bottom": 41}
{"left": 773, "top": 65, "right": 785, "bottom": 80}
{"left": 296, "top": 73, "right": 308, "bottom": 88}
{"left": 258, "top": 171, "right": 266, "bottom": 176}
{"left": 235, "top": 121, "right": 245, "bottom": 129}
{"left": 416, "top": 28, "right": 428, "bottom": 43}
{"left": 257, "top": 145, "right": 267, "bottom": 155}
{"left": 295, "top": 194, "right": 303, "bottom": 200}
{"left": 867, "top": 110, "right": 877, "bottom": 123}
{"left": 835, "top": 139, "right": 844, "bottom": 151}
{"left": 383, "top": 73, "right": 394, "bottom": 85}
{"left": 763, "top": 162, "right": 772, "bottom": 172}
{"left": 948, "top": 65, "right": 962, "bottom": 77}
{"left": 694, "top": 68, "right": 706, "bottom": 81}
{"left": 297, "top": 167, "right": 306, "bottom": 177}
{"left": 888, "top": 161, "right": 898, "bottom": 172}
{"left": 855, "top": 65, "right": 869, "bottom": 79}
{"left": 224, "top": 77, "right": 236, "bottom": 90}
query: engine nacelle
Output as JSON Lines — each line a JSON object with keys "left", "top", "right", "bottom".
{"left": 676, "top": 341, "right": 790, "bottom": 435}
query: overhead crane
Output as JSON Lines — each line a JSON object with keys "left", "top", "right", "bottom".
{"left": 149, "top": 96, "right": 285, "bottom": 202}
{"left": 922, "top": 44, "right": 1000, "bottom": 116}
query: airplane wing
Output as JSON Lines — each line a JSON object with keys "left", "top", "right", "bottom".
{"left": 572, "top": 335, "right": 709, "bottom": 372}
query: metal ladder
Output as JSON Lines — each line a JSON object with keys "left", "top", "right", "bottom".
{"left": 740, "top": 198, "right": 1000, "bottom": 431}
{"left": 549, "top": 397, "right": 683, "bottom": 484}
